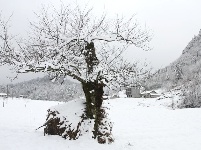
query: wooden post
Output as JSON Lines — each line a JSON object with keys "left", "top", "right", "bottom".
{"left": 7, "top": 85, "right": 9, "bottom": 97}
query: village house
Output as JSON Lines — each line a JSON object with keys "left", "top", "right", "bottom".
{"left": 125, "top": 82, "right": 161, "bottom": 98}
{"left": 19, "top": 95, "right": 28, "bottom": 98}
{"left": 141, "top": 90, "right": 161, "bottom": 98}
{"left": 125, "top": 84, "right": 141, "bottom": 98}
{"left": 0, "top": 93, "right": 8, "bottom": 98}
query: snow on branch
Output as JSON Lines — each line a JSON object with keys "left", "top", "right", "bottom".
{"left": 0, "top": 4, "right": 152, "bottom": 87}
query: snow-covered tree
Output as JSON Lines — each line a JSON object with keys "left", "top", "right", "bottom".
{"left": 0, "top": 5, "right": 151, "bottom": 143}
{"left": 175, "top": 64, "right": 183, "bottom": 81}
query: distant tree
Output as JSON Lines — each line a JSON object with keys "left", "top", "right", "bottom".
{"left": 182, "top": 72, "right": 201, "bottom": 108}
{"left": 175, "top": 64, "right": 183, "bottom": 81}
{"left": 0, "top": 5, "right": 151, "bottom": 143}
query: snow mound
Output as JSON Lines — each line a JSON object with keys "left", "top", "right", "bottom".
{"left": 44, "top": 99, "right": 113, "bottom": 143}
{"left": 49, "top": 99, "right": 86, "bottom": 130}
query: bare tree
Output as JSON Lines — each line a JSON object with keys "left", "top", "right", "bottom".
{"left": 0, "top": 5, "right": 151, "bottom": 143}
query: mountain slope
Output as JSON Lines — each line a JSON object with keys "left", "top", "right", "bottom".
{"left": 147, "top": 29, "right": 201, "bottom": 89}
{"left": 0, "top": 76, "right": 83, "bottom": 101}
{"left": 146, "top": 29, "right": 201, "bottom": 107}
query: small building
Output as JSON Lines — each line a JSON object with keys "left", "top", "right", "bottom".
{"left": 141, "top": 90, "right": 160, "bottom": 98}
{"left": 19, "top": 95, "right": 28, "bottom": 98}
{"left": 126, "top": 84, "right": 141, "bottom": 98}
{"left": 0, "top": 93, "right": 8, "bottom": 98}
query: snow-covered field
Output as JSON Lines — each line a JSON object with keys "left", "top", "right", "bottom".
{"left": 0, "top": 97, "right": 201, "bottom": 150}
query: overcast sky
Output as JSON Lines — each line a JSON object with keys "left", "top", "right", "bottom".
{"left": 0, "top": 0, "right": 201, "bottom": 84}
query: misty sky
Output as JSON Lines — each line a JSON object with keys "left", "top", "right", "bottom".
{"left": 0, "top": 0, "right": 201, "bottom": 84}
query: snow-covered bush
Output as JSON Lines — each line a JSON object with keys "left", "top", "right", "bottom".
{"left": 41, "top": 99, "right": 114, "bottom": 144}
{"left": 180, "top": 80, "right": 201, "bottom": 108}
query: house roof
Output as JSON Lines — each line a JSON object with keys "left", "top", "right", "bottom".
{"left": 141, "top": 90, "right": 160, "bottom": 95}
{"left": 0, "top": 93, "right": 7, "bottom": 96}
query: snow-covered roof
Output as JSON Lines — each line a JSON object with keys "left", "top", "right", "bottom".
{"left": 0, "top": 93, "right": 7, "bottom": 96}
{"left": 141, "top": 90, "right": 160, "bottom": 95}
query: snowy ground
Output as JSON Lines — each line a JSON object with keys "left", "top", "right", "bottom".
{"left": 0, "top": 97, "right": 201, "bottom": 150}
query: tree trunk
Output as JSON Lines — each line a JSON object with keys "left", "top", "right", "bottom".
{"left": 42, "top": 80, "right": 113, "bottom": 144}
{"left": 82, "top": 81, "right": 104, "bottom": 139}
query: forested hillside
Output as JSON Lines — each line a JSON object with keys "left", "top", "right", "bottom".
{"left": 0, "top": 76, "right": 83, "bottom": 101}
{"left": 146, "top": 29, "right": 201, "bottom": 107}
